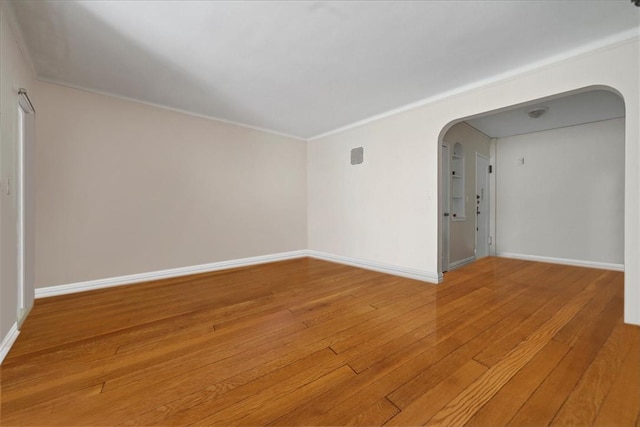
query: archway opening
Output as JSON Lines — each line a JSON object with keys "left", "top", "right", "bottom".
{"left": 438, "top": 87, "right": 625, "bottom": 276}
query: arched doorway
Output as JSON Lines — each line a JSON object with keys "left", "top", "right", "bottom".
{"left": 439, "top": 87, "right": 625, "bottom": 274}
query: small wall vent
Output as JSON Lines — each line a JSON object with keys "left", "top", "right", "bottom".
{"left": 351, "top": 147, "right": 364, "bottom": 165}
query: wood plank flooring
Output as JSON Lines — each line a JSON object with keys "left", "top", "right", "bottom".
{"left": 1, "top": 257, "right": 638, "bottom": 426}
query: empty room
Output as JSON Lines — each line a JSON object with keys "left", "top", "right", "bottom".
{"left": 1, "top": 1, "right": 639, "bottom": 425}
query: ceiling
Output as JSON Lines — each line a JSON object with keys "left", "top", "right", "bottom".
{"left": 466, "top": 89, "right": 625, "bottom": 138}
{"left": 8, "top": 1, "right": 640, "bottom": 139}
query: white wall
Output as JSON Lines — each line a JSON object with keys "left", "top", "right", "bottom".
{"left": 0, "top": 5, "right": 35, "bottom": 356}
{"left": 308, "top": 37, "right": 639, "bottom": 325}
{"left": 308, "top": 108, "right": 437, "bottom": 275}
{"left": 443, "top": 122, "right": 490, "bottom": 265}
{"left": 33, "top": 82, "right": 307, "bottom": 288}
{"left": 496, "top": 118, "right": 624, "bottom": 267}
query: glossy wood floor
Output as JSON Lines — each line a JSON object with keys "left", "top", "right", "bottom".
{"left": 1, "top": 257, "right": 639, "bottom": 426}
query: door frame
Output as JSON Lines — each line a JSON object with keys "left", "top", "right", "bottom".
{"left": 17, "top": 90, "right": 35, "bottom": 328}
{"left": 440, "top": 144, "right": 450, "bottom": 273}
{"left": 475, "top": 153, "right": 490, "bottom": 259}
{"left": 17, "top": 104, "right": 26, "bottom": 325}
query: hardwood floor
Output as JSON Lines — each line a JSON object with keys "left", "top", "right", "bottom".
{"left": 1, "top": 257, "right": 638, "bottom": 426}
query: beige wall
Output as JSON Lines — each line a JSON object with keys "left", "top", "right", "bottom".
{"left": 443, "top": 122, "right": 491, "bottom": 265}
{"left": 33, "top": 82, "right": 307, "bottom": 287}
{"left": 0, "top": 5, "right": 35, "bottom": 344}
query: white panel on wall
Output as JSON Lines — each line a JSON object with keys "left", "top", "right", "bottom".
{"left": 496, "top": 118, "right": 625, "bottom": 265}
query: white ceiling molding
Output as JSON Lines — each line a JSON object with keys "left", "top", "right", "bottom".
{"left": 309, "top": 29, "right": 638, "bottom": 141}
{"left": 35, "top": 76, "right": 307, "bottom": 142}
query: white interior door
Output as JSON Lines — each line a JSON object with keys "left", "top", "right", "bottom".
{"left": 441, "top": 144, "right": 450, "bottom": 272}
{"left": 475, "top": 154, "right": 490, "bottom": 259}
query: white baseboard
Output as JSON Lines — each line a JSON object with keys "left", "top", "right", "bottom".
{"left": 0, "top": 323, "right": 20, "bottom": 365}
{"left": 497, "top": 252, "right": 624, "bottom": 272}
{"left": 35, "top": 250, "right": 309, "bottom": 299}
{"left": 35, "top": 249, "right": 442, "bottom": 299}
{"left": 307, "top": 250, "right": 442, "bottom": 283}
{"left": 448, "top": 256, "right": 476, "bottom": 270}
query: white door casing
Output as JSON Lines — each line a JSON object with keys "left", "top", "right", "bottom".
{"left": 441, "top": 144, "right": 450, "bottom": 272}
{"left": 17, "top": 90, "right": 35, "bottom": 328}
{"left": 476, "top": 154, "right": 490, "bottom": 259}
